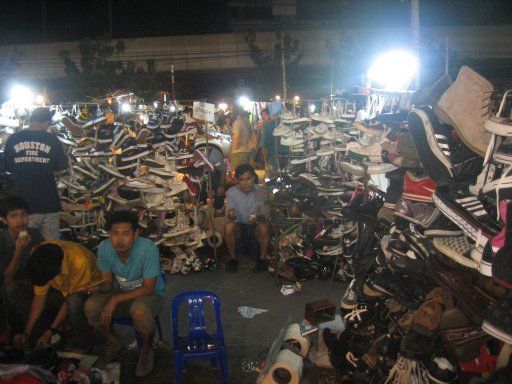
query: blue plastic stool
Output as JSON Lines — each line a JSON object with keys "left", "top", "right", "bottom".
{"left": 112, "top": 271, "right": 166, "bottom": 349}
{"left": 171, "top": 291, "right": 228, "bottom": 384}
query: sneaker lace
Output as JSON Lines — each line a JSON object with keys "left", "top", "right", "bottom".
{"left": 481, "top": 91, "right": 494, "bottom": 119}
{"left": 343, "top": 306, "right": 367, "bottom": 322}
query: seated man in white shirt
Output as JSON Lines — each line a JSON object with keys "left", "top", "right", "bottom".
{"left": 224, "top": 164, "right": 270, "bottom": 273}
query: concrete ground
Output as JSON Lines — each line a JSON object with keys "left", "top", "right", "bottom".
{"left": 114, "top": 253, "right": 346, "bottom": 383}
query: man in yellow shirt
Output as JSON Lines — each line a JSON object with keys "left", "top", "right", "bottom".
{"left": 12, "top": 240, "right": 100, "bottom": 352}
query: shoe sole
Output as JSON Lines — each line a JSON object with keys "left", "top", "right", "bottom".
{"left": 362, "top": 283, "right": 384, "bottom": 297}
{"left": 92, "top": 178, "right": 117, "bottom": 195}
{"left": 484, "top": 118, "right": 512, "bottom": 137}
{"left": 426, "top": 371, "right": 456, "bottom": 384}
{"left": 482, "top": 320, "right": 512, "bottom": 345}
{"left": 98, "top": 164, "right": 125, "bottom": 178}
{"left": 122, "top": 149, "right": 151, "bottom": 161}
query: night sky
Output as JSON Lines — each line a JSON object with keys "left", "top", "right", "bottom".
{"left": 0, "top": 0, "right": 511, "bottom": 45}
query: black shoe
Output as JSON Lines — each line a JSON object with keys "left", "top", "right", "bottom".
{"left": 226, "top": 259, "right": 238, "bottom": 273}
{"left": 253, "top": 259, "right": 269, "bottom": 273}
{"left": 482, "top": 290, "right": 512, "bottom": 344}
{"left": 425, "top": 352, "right": 458, "bottom": 384}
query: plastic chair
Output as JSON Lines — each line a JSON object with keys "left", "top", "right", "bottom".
{"left": 171, "top": 291, "right": 228, "bottom": 384}
{"left": 112, "top": 270, "right": 166, "bottom": 349}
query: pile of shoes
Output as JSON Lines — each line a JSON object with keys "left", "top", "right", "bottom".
{"left": 50, "top": 103, "right": 218, "bottom": 274}
{"left": 331, "top": 66, "right": 511, "bottom": 382}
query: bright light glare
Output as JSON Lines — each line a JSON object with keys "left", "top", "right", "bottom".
{"left": 170, "top": 105, "right": 176, "bottom": 113}
{"left": 121, "top": 103, "right": 131, "bottom": 113}
{"left": 275, "top": 95, "right": 281, "bottom": 101}
{"left": 309, "top": 104, "right": 316, "bottom": 113}
{"left": 238, "top": 96, "right": 253, "bottom": 111}
{"left": 10, "top": 85, "right": 33, "bottom": 106}
{"left": 218, "top": 102, "right": 228, "bottom": 111}
{"left": 367, "top": 50, "right": 419, "bottom": 91}
{"left": 35, "top": 94, "right": 44, "bottom": 104}
{"left": 153, "top": 101, "right": 158, "bottom": 108}
{"left": 294, "top": 95, "right": 300, "bottom": 101}
{"left": 238, "top": 96, "right": 249, "bottom": 107}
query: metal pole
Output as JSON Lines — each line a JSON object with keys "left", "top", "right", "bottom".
{"left": 204, "top": 122, "right": 217, "bottom": 261}
{"left": 411, "top": 0, "right": 420, "bottom": 90}
{"left": 171, "top": 64, "right": 176, "bottom": 102}
{"left": 108, "top": 0, "right": 113, "bottom": 38}
{"left": 444, "top": 35, "right": 449, "bottom": 76}
{"left": 280, "top": 33, "right": 287, "bottom": 101}
{"left": 41, "top": 0, "right": 47, "bottom": 41}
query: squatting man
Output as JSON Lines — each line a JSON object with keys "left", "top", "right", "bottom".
{"left": 224, "top": 164, "right": 271, "bottom": 273}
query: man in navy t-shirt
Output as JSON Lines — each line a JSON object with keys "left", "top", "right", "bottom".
{"left": 3, "top": 108, "right": 68, "bottom": 239}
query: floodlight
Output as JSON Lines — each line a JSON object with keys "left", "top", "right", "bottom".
{"left": 238, "top": 96, "right": 249, "bottom": 107}
{"left": 275, "top": 95, "right": 281, "bottom": 101}
{"left": 153, "top": 101, "right": 158, "bottom": 108}
{"left": 367, "top": 50, "right": 419, "bottom": 91}
{"left": 170, "top": 105, "right": 176, "bottom": 113}
{"left": 35, "top": 94, "right": 44, "bottom": 104}
{"left": 294, "top": 95, "right": 300, "bottom": 101}
{"left": 121, "top": 103, "right": 131, "bottom": 113}
{"left": 10, "top": 85, "right": 33, "bottom": 106}
{"left": 218, "top": 102, "right": 228, "bottom": 111}
{"left": 309, "top": 104, "right": 316, "bottom": 113}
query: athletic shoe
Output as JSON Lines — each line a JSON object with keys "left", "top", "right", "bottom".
{"left": 492, "top": 135, "right": 512, "bottom": 166}
{"left": 346, "top": 140, "right": 389, "bottom": 163}
{"left": 435, "top": 65, "right": 493, "bottom": 157}
{"left": 352, "top": 120, "right": 388, "bottom": 137}
{"left": 425, "top": 353, "right": 458, "bottom": 384}
{"left": 88, "top": 143, "right": 112, "bottom": 157}
{"left": 402, "top": 172, "right": 436, "bottom": 202}
{"left": 83, "top": 112, "right": 107, "bottom": 128}
{"left": 122, "top": 145, "right": 151, "bottom": 162}
{"left": 91, "top": 177, "right": 116, "bottom": 195}
{"left": 57, "top": 132, "right": 77, "bottom": 146}
{"left": 432, "top": 183, "right": 500, "bottom": 242}
{"left": 394, "top": 197, "right": 441, "bottom": 227}
{"left": 112, "top": 126, "right": 130, "bottom": 149}
{"left": 340, "top": 161, "right": 397, "bottom": 176}
{"left": 98, "top": 163, "right": 125, "bottom": 179}
{"left": 72, "top": 165, "right": 99, "bottom": 180}
{"left": 432, "top": 235, "right": 478, "bottom": 269}
{"left": 484, "top": 91, "right": 512, "bottom": 136}
{"left": 482, "top": 290, "right": 512, "bottom": 344}
{"left": 96, "top": 125, "right": 114, "bottom": 144}
{"left": 148, "top": 167, "right": 175, "bottom": 179}
{"left": 144, "top": 158, "right": 167, "bottom": 168}
{"left": 146, "top": 118, "right": 160, "bottom": 129}
{"left": 280, "top": 135, "right": 303, "bottom": 147}
{"left": 491, "top": 201, "right": 512, "bottom": 288}
{"left": 149, "top": 130, "right": 170, "bottom": 148}
{"left": 193, "top": 148, "right": 214, "bottom": 172}
{"left": 408, "top": 106, "right": 455, "bottom": 181}
{"left": 182, "top": 176, "right": 199, "bottom": 196}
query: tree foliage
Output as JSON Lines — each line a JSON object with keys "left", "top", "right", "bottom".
{"left": 245, "top": 31, "right": 304, "bottom": 99}
{"left": 60, "top": 37, "right": 158, "bottom": 100}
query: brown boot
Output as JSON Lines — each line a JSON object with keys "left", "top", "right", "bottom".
{"left": 436, "top": 65, "right": 493, "bottom": 156}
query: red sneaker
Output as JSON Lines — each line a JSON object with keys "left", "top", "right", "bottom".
{"left": 183, "top": 176, "right": 199, "bottom": 196}
{"left": 402, "top": 172, "right": 437, "bottom": 202}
